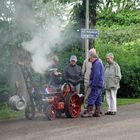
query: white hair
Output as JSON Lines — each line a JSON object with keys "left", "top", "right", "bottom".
{"left": 89, "top": 48, "right": 96, "bottom": 55}
{"left": 106, "top": 53, "right": 114, "bottom": 58}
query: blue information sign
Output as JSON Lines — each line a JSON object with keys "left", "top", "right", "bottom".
{"left": 81, "top": 29, "right": 99, "bottom": 39}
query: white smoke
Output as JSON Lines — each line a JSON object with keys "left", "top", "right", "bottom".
{"left": 12, "top": 0, "right": 77, "bottom": 75}
{"left": 22, "top": 17, "right": 62, "bottom": 74}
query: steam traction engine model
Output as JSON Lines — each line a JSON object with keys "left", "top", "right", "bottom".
{"left": 9, "top": 48, "right": 81, "bottom": 120}
{"left": 26, "top": 83, "right": 81, "bottom": 121}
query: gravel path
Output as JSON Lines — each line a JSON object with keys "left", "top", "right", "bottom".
{"left": 0, "top": 103, "right": 140, "bottom": 140}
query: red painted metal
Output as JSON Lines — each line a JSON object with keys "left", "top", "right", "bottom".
{"left": 44, "top": 83, "right": 81, "bottom": 120}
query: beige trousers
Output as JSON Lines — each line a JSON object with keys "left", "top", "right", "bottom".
{"left": 84, "top": 83, "right": 91, "bottom": 108}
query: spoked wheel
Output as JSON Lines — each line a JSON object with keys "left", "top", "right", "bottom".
{"left": 44, "top": 104, "right": 56, "bottom": 121}
{"left": 25, "top": 104, "right": 35, "bottom": 120}
{"left": 64, "top": 93, "right": 81, "bottom": 118}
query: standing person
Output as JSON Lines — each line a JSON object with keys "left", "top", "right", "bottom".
{"left": 81, "top": 53, "right": 104, "bottom": 117}
{"left": 63, "top": 55, "right": 83, "bottom": 95}
{"left": 82, "top": 48, "right": 96, "bottom": 108}
{"left": 45, "top": 55, "right": 62, "bottom": 88}
{"left": 104, "top": 53, "right": 121, "bottom": 115}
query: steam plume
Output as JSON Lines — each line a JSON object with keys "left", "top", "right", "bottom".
{"left": 13, "top": 0, "right": 77, "bottom": 74}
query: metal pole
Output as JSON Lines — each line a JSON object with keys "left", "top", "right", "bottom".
{"left": 85, "top": 0, "right": 89, "bottom": 58}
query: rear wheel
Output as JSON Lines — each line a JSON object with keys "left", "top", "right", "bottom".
{"left": 64, "top": 93, "right": 81, "bottom": 118}
{"left": 44, "top": 104, "right": 56, "bottom": 121}
{"left": 25, "top": 104, "right": 35, "bottom": 120}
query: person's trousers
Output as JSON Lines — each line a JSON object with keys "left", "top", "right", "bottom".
{"left": 88, "top": 87, "right": 102, "bottom": 106}
{"left": 106, "top": 89, "right": 118, "bottom": 112}
{"left": 84, "top": 84, "right": 91, "bottom": 107}
{"left": 74, "top": 84, "right": 80, "bottom": 95}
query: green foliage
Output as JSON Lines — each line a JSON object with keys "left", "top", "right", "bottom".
{"left": 116, "top": 98, "right": 140, "bottom": 106}
{"left": 98, "top": 25, "right": 140, "bottom": 44}
{"left": 97, "top": 9, "right": 140, "bottom": 27}
{"left": 102, "top": 98, "right": 140, "bottom": 108}
{"left": 96, "top": 24, "right": 140, "bottom": 98}
{"left": 95, "top": 8, "right": 140, "bottom": 98}
{"left": 0, "top": 103, "right": 24, "bottom": 120}
{"left": 58, "top": 42, "right": 85, "bottom": 70}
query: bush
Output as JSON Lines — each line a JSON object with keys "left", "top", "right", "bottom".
{"left": 96, "top": 25, "right": 140, "bottom": 98}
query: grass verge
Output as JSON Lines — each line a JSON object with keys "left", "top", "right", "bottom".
{"left": 0, "top": 103, "right": 24, "bottom": 120}
{"left": 102, "top": 98, "right": 140, "bottom": 108}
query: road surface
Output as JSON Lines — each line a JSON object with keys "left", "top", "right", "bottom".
{"left": 0, "top": 103, "right": 140, "bottom": 140}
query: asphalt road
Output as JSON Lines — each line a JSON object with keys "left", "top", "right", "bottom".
{"left": 0, "top": 103, "right": 140, "bottom": 140}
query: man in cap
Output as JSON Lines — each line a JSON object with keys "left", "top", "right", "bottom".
{"left": 63, "top": 55, "right": 83, "bottom": 95}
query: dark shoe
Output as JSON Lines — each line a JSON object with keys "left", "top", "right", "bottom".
{"left": 100, "top": 111, "right": 103, "bottom": 114}
{"left": 110, "top": 112, "right": 116, "bottom": 115}
{"left": 81, "top": 110, "right": 93, "bottom": 117}
{"left": 105, "top": 111, "right": 111, "bottom": 115}
{"left": 93, "top": 106, "right": 101, "bottom": 117}
{"left": 81, "top": 106, "right": 93, "bottom": 118}
{"left": 93, "top": 113, "right": 100, "bottom": 117}
{"left": 95, "top": 106, "right": 102, "bottom": 114}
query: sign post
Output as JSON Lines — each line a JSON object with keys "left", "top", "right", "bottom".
{"left": 81, "top": 28, "right": 99, "bottom": 58}
{"left": 85, "top": 0, "right": 89, "bottom": 58}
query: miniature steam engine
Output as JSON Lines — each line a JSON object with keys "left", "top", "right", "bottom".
{"left": 26, "top": 83, "right": 81, "bottom": 120}
{"left": 9, "top": 48, "right": 81, "bottom": 120}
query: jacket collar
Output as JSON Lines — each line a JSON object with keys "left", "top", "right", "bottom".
{"left": 92, "top": 58, "right": 98, "bottom": 64}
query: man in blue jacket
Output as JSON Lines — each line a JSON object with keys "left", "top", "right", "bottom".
{"left": 81, "top": 52, "right": 104, "bottom": 117}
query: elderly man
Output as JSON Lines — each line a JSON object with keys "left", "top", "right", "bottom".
{"left": 63, "top": 55, "right": 83, "bottom": 95}
{"left": 82, "top": 48, "right": 96, "bottom": 108}
{"left": 104, "top": 53, "right": 122, "bottom": 115}
{"left": 81, "top": 52, "right": 104, "bottom": 117}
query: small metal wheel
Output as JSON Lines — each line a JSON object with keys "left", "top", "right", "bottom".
{"left": 44, "top": 104, "right": 56, "bottom": 121}
{"left": 64, "top": 93, "right": 81, "bottom": 118}
{"left": 25, "top": 104, "right": 35, "bottom": 120}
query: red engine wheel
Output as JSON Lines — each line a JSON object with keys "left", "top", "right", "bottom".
{"left": 64, "top": 93, "right": 81, "bottom": 118}
{"left": 44, "top": 104, "right": 56, "bottom": 121}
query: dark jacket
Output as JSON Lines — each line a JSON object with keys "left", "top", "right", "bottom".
{"left": 63, "top": 64, "right": 83, "bottom": 86}
{"left": 45, "top": 64, "right": 61, "bottom": 87}
{"left": 89, "top": 58, "right": 104, "bottom": 88}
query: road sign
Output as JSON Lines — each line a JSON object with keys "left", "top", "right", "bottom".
{"left": 81, "top": 29, "right": 99, "bottom": 39}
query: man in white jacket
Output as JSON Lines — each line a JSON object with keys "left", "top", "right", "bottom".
{"left": 104, "top": 53, "right": 122, "bottom": 115}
